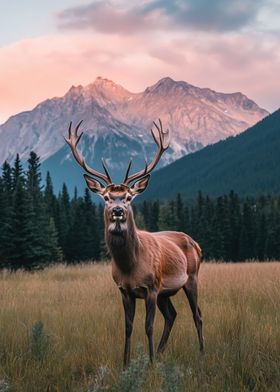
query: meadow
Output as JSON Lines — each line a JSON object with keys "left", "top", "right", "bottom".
{"left": 0, "top": 262, "right": 279, "bottom": 392}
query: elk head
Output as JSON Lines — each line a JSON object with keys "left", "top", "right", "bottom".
{"left": 65, "top": 119, "right": 170, "bottom": 234}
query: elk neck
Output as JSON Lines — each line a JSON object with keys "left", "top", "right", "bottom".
{"left": 104, "top": 207, "right": 140, "bottom": 273}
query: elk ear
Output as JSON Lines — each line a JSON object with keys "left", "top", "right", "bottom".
{"left": 84, "top": 174, "right": 105, "bottom": 195}
{"left": 130, "top": 174, "right": 150, "bottom": 195}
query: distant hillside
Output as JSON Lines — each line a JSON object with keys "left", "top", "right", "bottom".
{"left": 144, "top": 108, "right": 280, "bottom": 199}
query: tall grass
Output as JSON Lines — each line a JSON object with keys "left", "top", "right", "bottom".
{"left": 0, "top": 262, "right": 279, "bottom": 391}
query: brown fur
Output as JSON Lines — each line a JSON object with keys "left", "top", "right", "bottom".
{"left": 105, "top": 205, "right": 204, "bottom": 367}
{"left": 66, "top": 119, "right": 204, "bottom": 368}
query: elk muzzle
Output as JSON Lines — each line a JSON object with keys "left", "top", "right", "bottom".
{"left": 111, "top": 206, "right": 126, "bottom": 223}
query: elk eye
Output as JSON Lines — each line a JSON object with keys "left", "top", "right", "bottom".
{"left": 104, "top": 195, "right": 109, "bottom": 202}
{"left": 126, "top": 195, "right": 132, "bottom": 202}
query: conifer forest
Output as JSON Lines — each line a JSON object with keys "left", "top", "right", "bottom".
{"left": 1, "top": 152, "right": 280, "bottom": 270}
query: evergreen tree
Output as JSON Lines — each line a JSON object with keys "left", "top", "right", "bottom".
{"left": 82, "top": 188, "right": 100, "bottom": 260}
{"left": 45, "top": 217, "right": 63, "bottom": 263}
{"left": 98, "top": 203, "right": 105, "bottom": 242}
{"left": 210, "top": 196, "right": 226, "bottom": 259}
{"left": 228, "top": 191, "right": 241, "bottom": 261}
{"left": 9, "top": 174, "right": 32, "bottom": 269}
{"left": 200, "top": 196, "right": 215, "bottom": 259}
{"left": 141, "top": 201, "right": 151, "bottom": 230}
{"left": 239, "top": 200, "right": 256, "bottom": 260}
{"left": 135, "top": 211, "right": 145, "bottom": 229}
{"left": 2, "top": 151, "right": 280, "bottom": 267}
{"left": 265, "top": 206, "right": 280, "bottom": 259}
{"left": 44, "top": 171, "right": 56, "bottom": 218}
{"left": 158, "top": 202, "right": 174, "bottom": 231}
{"left": 175, "top": 193, "right": 185, "bottom": 232}
{"left": 255, "top": 213, "right": 267, "bottom": 260}
{"left": 0, "top": 162, "right": 13, "bottom": 264}
{"left": 65, "top": 198, "right": 85, "bottom": 262}
{"left": 57, "top": 183, "right": 71, "bottom": 256}
{"left": 150, "top": 201, "right": 160, "bottom": 232}
{"left": 27, "top": 152, "right": 42, "bottom": 207}
{"left": 12, "top": 153, "right": 24, "bottom": 190}
{"left": 65, "top": 189, "right": 101, "bottom": 262}
{"left": 183, "top": 203, "right": 191, "bottom": 233}
{"left": 24, "top": 152, "right": 53, "bottom": 268}
{"left": 2, "top": 161, "right": 13, "bottom": 195}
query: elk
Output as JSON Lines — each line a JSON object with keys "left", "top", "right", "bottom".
{"left": 65, "top": 119, "right": 204, "bottom": 368}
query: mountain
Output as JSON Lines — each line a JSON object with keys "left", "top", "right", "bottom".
{"left": 0, "top": 76, "right": 268, "bottom": 193}
{"left": 144, "top": 108, "right": 280, "bottom": 199}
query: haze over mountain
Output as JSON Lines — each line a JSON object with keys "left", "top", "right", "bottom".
{"left": 144, "top": 108, "right": 280, "bottom": 200}
{"left": 0, "top": 76, "right": 268, "bottom": 193}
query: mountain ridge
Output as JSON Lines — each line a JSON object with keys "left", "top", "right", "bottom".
{"left": 143, "top": 108, "right": 280, "bottom": 199}
{"left": 0, "top": 76, "right": 269, "bottom": 194}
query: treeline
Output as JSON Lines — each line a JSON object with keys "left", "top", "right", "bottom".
{"left": 0, "top": 152, "right": 280, "bottom": 270}
{"left": 138, "top": 192, "right": 280, "bottom": 261}
{"left": 0, "top": 152, "right": 103, "bottom": 269}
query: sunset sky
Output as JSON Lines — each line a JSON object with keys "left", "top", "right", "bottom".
{"left": 0, "top": 0, "right": 279, "bottom": 124}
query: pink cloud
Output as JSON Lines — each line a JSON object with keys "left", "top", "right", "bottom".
{"left": 57, "top": 0, "right": 265, "bottom": 34}
{"left": 0, "top": 29, "right": 279, "bottom": 124}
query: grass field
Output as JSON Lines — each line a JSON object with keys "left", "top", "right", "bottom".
{"left": 0, "top": 262, "right": 279, "bottom": 391}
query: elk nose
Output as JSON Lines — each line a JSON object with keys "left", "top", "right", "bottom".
{"left": 113, "top": 207, "right": 123, "bottom": 216}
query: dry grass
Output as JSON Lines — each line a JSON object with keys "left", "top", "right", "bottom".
{"left": 0, "top": 262, "right": 279, "bottom": 391}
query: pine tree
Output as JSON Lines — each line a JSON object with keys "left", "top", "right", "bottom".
{"left": 150, "top": 201, "right": 160, "bottom": 232}
{"left": 0, "top": 162, "right": 13, "bottom": 264}
{"left": 255, "top": 213, "right": 267, "bottom": 260}
{"left": 210, "top": 197, "right": 225, "bottom": 259}
{"left": 200, "top": 196, "right": 215, "bottom": 259}
{"left": 46, "top": 218, "right": 63, "bottom": 263}
{"left": 183, "top": 203, "right": 191, "bottom": 233}
{"left": 2, "top": 161, "right": 13, "bottom": 195}
{"left": 80, "top": 188, "right": 100, "bottom": 261}
{"left": 239, "top": 200, "right": 256, "bottom": 261}
{"left": 9, "top": 174, "right": 32, "bottom": 269}
{"left": 83, "top": 189, "right": 100, "bottom": 260}
{"left": 2, "top": 151, "right": 280, "bottom": 268}
{"left": 228, "top": 191, "right": 241, "bottom": 261}
{"left": 193, "top": 193, "right": 211, "bottom": 257}
{"left": 175, "top": 193, "right": 185, "bottom": 232}
{"left": 23, "top": 152, "right": 54, "bottom": 268}
{"left": 158, "top": 202, "right": 173, "bottom": 231}
{"left": 265, "top": 205, "right": 280, "bottom": 259}
{"left": 64, "top": 198, "right": 84, "bottom": 262}
{"left": 57, "top": 183, "right": 71, "bottom": 256}
{"left": 135, "top": 211, "right": 145, "bottom": 229}
{"left": 12, "top": 153, "right": 24, "bottom": 190}
{"left": 27, "top": 152, "right": 42, "bottom": 205}
{"left": 98, "top": 203, "right": 104, "bottom": 242}
{"left": 44, "top": 171, "right": 56, "bottom": 218}
{"left": 141, "top": 201, "right": 151, "bottom": 230}
{"left": 65, "top": 189, "right": 101, "bottom": 262}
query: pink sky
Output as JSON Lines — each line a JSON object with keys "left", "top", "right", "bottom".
{"left": 0, "top": 0, "right": 279, "bottom": 124}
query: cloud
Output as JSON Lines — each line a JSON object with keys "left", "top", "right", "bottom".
{"left": 143, "top": 0, "right": 265, "bottom": 32}
{"left": 57, "top": 1, "right": 158, "bottom": 34}
{"left": 0, "top": 32, "right": 170, "bottom": 123}
{"left": 57, "top": 0, "right": 267, "bottom": 34}
{"left": 0, "top": 27, "right": 279, "bottom": 125}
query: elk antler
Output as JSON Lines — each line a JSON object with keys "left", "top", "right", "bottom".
{"left": 64, "top": 121, "right": 112, "bottom": 185}
{"left": 123, "top": 119, "right": 170, "bottom": 185}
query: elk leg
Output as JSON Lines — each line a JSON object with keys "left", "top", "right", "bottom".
{"left": 145, "top": 288, "right": 157, "bottom": 363}
{"left": 121, "top": 289, "right": 136, "bottom": 369}
{"left": 156, "top": 295, "right": 177, "bottom": 354}
{"left": 183, "top": 276, "right": 204, "bottom": 352}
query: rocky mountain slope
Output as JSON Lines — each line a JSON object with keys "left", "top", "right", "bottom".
{"left": 144, "top": 108, "right": 280, "bottom": 199}
{"left": 0, "top": 76, "right": 268, "bottom": 193}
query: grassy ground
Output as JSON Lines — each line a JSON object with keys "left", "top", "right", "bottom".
{"left": 0, "top": 262, "right": 279, "bottom": 391}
